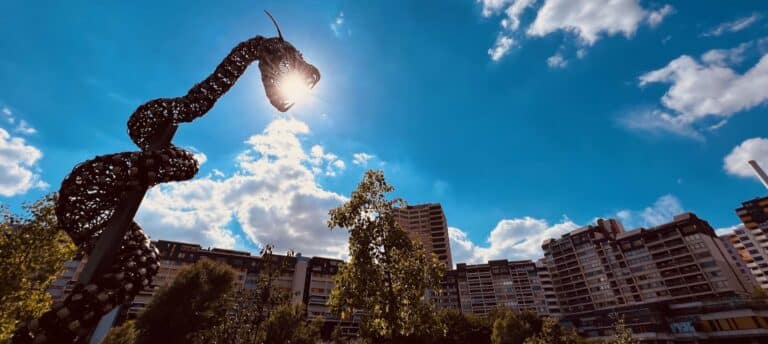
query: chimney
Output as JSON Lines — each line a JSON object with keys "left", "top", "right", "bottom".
{"left": 748, "top": 160, "right": 768, "bottom": 190}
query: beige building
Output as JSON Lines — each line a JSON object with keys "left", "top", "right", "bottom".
{"left": 723, "top": 196, "right": 768, "bottom": 291}
{"left": 542, "top": 214, "right": 754, "bottom": 340}
{"left": 438, "top": 259, "right": 551, "bottom": 317}
{"left": 395, "top": 203, "right": 453, "bottom": 268}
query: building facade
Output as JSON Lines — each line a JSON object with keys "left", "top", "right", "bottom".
{"left": 437, "top": 259, "right": 551, "bottom": 317}
{"left": 395, "top": 203, "right": 453, "bottom": 268}
{"left": 724, "top": 196, "right": 768, "bottom": 291}
{"left": 542, "top": 214, "right": 755, "bottom": 341}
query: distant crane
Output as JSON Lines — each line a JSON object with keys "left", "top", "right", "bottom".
{"left": 748, "top": 160, "right": 768, "bottom": 190}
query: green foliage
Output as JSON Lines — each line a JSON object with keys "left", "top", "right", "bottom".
{"left": 102, "top": 320, "right": 138, "bottom": 344}
{"left": 523, "top": 317, "right": 583, "bottom": 344}
{"left": 435, "top": 309, "right": 491, "bottom": 344}
{"left": 327, "top": 170, "right": 445, "bottom": 342}
{"left": 606, "top": 314, "right": 639, "bottom": 344}
{"left": 0, "top": 194, "right": 76, "bottom": 341}
{"left": 491, "top": 309, "right": 543, "bottom": 344}
{"left": 191, "top": 245, "right": 301, "bottom": 344}
{"left": 135, "top": 259, "right": 236, "bottom": 344}
{"left": 255, "top": 303, "right": 320, "bottom": 344}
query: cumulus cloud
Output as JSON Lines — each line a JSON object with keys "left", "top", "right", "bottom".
{"left": 478, "top": 0, "right": 671, "bottom": 62}
{"left": 308, "top": 145, "right": 345, "bottom": 176}
{"left": 137, "top": 118, "right": 350, "bottom": 258}
{"left": 449, "top": 217, "right": 578, "bottom": 264}
{"left": 625, "top": 41, "right": 768, "bottom": 138}
{"left": 352, "top": 152, "right": 375, "bottom": 166}
{"left": 488, "top": 35, "right": 516, "bottom": 61}
{"left": 527, "top": 0, "right": 663, "bottom": 45}
{"left": 614, "top": 194, "right": 684, "bottom": 229}
{"left": 546, "top": 53, "right": 567, "bottom": 68}
{"left": 715, "top": 224, "right": 741, "bottom": 236}
{"left": 702, "top": 13, "right": 761, "bottom": 37}
{"left": 724, "top": 137, "right": 768, "bottom": 182}
{"left": 0, "top": 127, "right": 45, "bottom": 197}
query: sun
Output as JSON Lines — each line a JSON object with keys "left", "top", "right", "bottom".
{"left": 278, "top": 70, "right": 313, "bottom": 106}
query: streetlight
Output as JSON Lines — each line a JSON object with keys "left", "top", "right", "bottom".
{"left": 12, "top": 11, "right": 320, "bottom": 344}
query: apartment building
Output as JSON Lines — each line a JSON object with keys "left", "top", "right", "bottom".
{"left": 437, "top": 259, "right": 551, "bottom": 316}
{"left": 395, "top": 203, "right": 453, "bottom": 268}
{"left": 720, "top": 228, "right": 763, "bottom": 292}
{"left": 542, "top": 214, "right": 753, "bottom": 340}
{"left": 725, "top": 196, "right": 768, "bottom": 291}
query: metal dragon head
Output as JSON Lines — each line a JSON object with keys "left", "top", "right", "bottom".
{"left": 259, "top": 11, "right": 321, "bottom": 112}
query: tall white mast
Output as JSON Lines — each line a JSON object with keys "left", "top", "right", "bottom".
{"left": 748, "top": 160, "right": 768, "bottom": 190}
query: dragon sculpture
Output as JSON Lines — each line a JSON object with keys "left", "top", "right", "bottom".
{"left": 12, "top": 12, "right": 319, "bottom": 343}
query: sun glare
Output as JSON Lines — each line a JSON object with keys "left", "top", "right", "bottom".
{"left": 279, "top": 71, "right": 313, "bottom": 106}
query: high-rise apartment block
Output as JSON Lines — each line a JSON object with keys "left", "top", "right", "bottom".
{"left": 542, "top": 214, "right": 754, "bottom": 339}
{"left": 725, "top": 196, "right": 768, "bottom": 291}
{"left": 437, "top": 259, "right": 553, "bottom": 317}
{"left": 395, "top": 203, "right": 453, "bottom": 268}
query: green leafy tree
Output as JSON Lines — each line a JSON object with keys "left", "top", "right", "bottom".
{"left": 327, "top": 170, "right": 445, "bottom": 342}
{"left": 255, "top": 303, "right": 321, "bottom": 344}
{"left": 191, "top": 245, "right": 301, "bottom": 344}
{"left": 435, "top": 309, "right": 491, "bottom": 344}
{"left": 135, "top": 259, "right": 236, "bottom": 344}
{"left": 101, "top": 320, "right": 138, "bottom": 344}
{"left": 606, "top": 314, "right": 639, "bottom": 344}
{"left": 491, "top": 309, "right": 542, "bottom": 344}
{"left": 753, "top": 287, "right": 768, "bottom": 299}
{"left": 523, "top": 317, "right": 583, "bottom": 344}
{"left": 0, "top": 194, "right": 76, "bottom": 341}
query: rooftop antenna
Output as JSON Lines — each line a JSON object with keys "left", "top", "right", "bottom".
{"left": 748, "top": 160, "right": 768, "bottom": 190}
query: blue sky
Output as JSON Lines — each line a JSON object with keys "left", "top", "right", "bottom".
{"left": 1, "top": 0, "right": 768, "bottom": 264}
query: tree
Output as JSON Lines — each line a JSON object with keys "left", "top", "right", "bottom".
{"left": 491, "top": 309, "right": 542, "bottom": 344}
{"left": 255, "top": 303, "right": 321, "bottom": 344}
{"left": 753, "top": 287, "right": 768, "bottom": 300}
{"left": 435, "top": 309, "right": 491, "bottom": 344}
{"left": 101, "top": 320, "right": 138, "bottom": 344}
{"left": 606, "top": 313, "right": 639, "bottom": 344}
{"left": 327, "top": 170, "right": 445, "bottom": 342}
{"left": 191, "top": 245, "right": 299, "bottom": 344}
{"left": 523, "top": 317, "right": 583, "bottom": 344}
{"left": 0, "top": 194, "right": 76, "bottom": 341}
{"left": 134, "top": 259, "right": 236, "bottom": 344}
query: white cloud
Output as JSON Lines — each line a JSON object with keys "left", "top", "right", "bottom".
{"left": 500, "top": 0, "right": 537, "bottom": 31}
{"left": 546, "top": 52, "right": 567, "bottom": 68}
{"left": 703, "top": 13, "right": 761, "bottom": 37}
{"left": 618, "top": 108, "right": 704, "bottom": 141}
{"left": 488, "top": 35, "right": 516, "bottom": 61}
{"left": 627, "top": 42, "right": 768, "bottom": 138}
{"left": 0, "top": 127, "right": 44, "bottom": 197}
{"left": 14, "top": 120, "right": 36, "bottom": 135}
{"left": 715, "top": 224, "right": 741, "bottom": 236}
{"left": 478, "top": 0, "right": 671, "bottom": 61}
{"left": 137, "top": 118, "right": 350, "bottom": 258}
{"left": 449, "top": 217, "right": 578, "bottom": 264}
{"left": 527, "top": 0, "right": 667, "bottom": 46}
{"left": 330, "top": 12, "right": 350, "bottom": 37}
{"left": 647, "top": 4, "right": 674, "bottom": 27}
{"left": 700, "top": 41, "right": 751, "bottom": 67}
{"left": 352, "top": 152, "right": 375, "bottom": 166}
{"left": 478, "top": 0, "right": 514, "bottom": 17}
{"left": 309, "top": 145, "right": 345, "bottom": 176}
{"left": 1, "top": 107, "right": 13, "bottom": 124}
{"left": 614, "top": 194, "right": 684, "bottom": 229}
{"left": 724, "top": 137, "right": 768, "bottom": 182}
